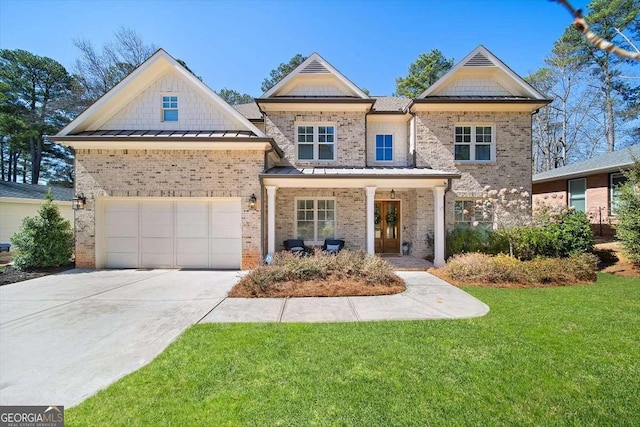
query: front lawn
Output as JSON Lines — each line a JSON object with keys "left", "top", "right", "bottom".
{"left": 68, "top": 274, "right": 640, "bottom": 426}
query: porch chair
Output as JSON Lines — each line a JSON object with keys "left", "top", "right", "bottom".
{"left": 322, "top": 239, "right": 345, "bottom": 254}
{"left": 283, "top": 239, "right": 310, "bottom": 255}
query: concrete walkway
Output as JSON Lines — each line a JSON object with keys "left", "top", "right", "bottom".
{"left": 200, "top": 271, "right": 489, "bottom": 323}
{"left": 0, "top": 269, "right": 487, "bottom": 408}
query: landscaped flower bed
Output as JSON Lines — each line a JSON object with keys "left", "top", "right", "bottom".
{"left": 438, "top": 252, "right": 598, "bottom": 287}
{"left": 229, "top": 250, "right": 405, "bottom": 297}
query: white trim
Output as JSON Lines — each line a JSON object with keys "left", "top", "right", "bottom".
{"left": 453, "top": 123, "right": 496, "bottom": 164}
{"left": 161, "top": 94, "right": 179, "bottom": 122}
{"left": 568, "top": 178, "right": 587, "bottom": 212}
{"left": 61, "top": 140, "right": 273, "bottom": 151}
{"left": 365, "top": 187, "right": 376, "bottom": 254}
{"left": 262, "top": 53, "right": 369, "bottom": 99}
{"left": 58, "top": 49, "right": 266, "bottom": 138}
{"left": 263, "top": 176, "right": 449, "bottom": 189}
{"left": 609, "top": 172, "right": 626, "bottom": 217}
{"left": 418, "top": 46, "right": 546, "bottom": 100}
{"left": 294, "top": 197, "right": 337, "bottom": 246}
{"left": 295, "top": 122, "right": 337, "bottom": 162}
{"left": 266, "top": 186, "right": 277, "bottom": 255}
{"left": 374, "top": 133, "right": 394, "bottom": 162}
{"left": 0, "top": 197, "right": 72, "bottom": 205}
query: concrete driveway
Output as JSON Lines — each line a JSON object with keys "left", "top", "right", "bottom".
{"left": 0, "top": 269, "right": 238, "bottom": 407}
{"left": 0, "top": 269, "right": 488, "bottom": 408}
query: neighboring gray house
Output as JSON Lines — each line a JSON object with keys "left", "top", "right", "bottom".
{"left": 533, "top": 144, "right": 640, "bottom": 235}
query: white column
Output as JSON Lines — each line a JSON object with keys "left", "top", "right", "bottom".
{"left": 266, "top": 185, "right": 277, "bottom": 255}
{"left": 365, "top": 186, "right": 376, "bottom": 255}
{"left": 434, "top": 186, "right": 446, "bottom": 267}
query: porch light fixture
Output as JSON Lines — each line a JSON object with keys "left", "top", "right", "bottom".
{"left": 390, "top": 189, "right": 396, "bottom": 199}
{"left": 72, "top": 193, "right": 87, "bottom": 210}
{"left": 249, "top": 193, "right": 257, "bottom": 210}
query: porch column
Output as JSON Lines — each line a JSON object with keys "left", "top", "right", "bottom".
{"left": 433, "top": 187, "right": 445, "bottom": 267}
{"left": 266, "top": 185, "right": 277, "bottom": 255}
{"left": 365, "top": 186, "right": 376, "bottom": 255}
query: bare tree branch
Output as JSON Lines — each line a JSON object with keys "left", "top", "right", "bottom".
{"left": 553, "top": 0, "right": 640, "bottom": 61}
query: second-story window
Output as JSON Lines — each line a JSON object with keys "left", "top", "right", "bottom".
{"left": 162, "top": 96, "right": 178, "bottom": 122}
{"left": 454, "top": 125, "right": 494, "bottom": 162}
{"left": 296, "top": 123, "right": 335, "bottom": 161}
{"left": 375, "top": 134, "right": 393, "bottom": 161}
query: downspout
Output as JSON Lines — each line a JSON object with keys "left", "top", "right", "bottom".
{"left": 410, "top": 111, "right": 417, "bottom": 167}
{"left": 364, "top": 111, "right": 369, "bottom": 167}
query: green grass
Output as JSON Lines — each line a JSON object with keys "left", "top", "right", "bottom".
{"left": 68, "top": 274, "right": 640, "bottom": 426}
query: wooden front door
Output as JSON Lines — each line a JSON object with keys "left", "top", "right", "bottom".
{"left": 374, "top": 201, "right": 400, "bottom": 254}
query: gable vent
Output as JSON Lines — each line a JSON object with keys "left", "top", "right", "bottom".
{"left": 300, "top": 60, "right": 331, "bottom": 74}
{"left": 464, "top": 52, "right": 494, "bottom": 67}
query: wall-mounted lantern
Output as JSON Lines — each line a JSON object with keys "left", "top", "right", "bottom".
{"left": 249, "top": 193, "right": 257, "bottom": 210}
{"left": 72, "top": 193, "right": 87, "bottom": 210}
{"left": 390, "top": 189, "right": 396, "bottom": 199}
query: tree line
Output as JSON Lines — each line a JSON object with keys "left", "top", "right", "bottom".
{"left": 1, "top": 0, "right": 637, "bottom": 186}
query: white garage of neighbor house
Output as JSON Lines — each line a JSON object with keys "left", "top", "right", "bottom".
{"left": 0, "top": 182, "right": 74, "bottom": 245}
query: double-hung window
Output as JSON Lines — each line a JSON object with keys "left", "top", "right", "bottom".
{"left": 454, "top": 125, "right": 494, "bottom": 162}
{"left": 375, "top": 134, "right": 393, "bottom": 161}
{"left": 296, "top": 199, "right": 335, "bottom": 243}
{"left": 610, "top": 172, "right": 627, "bottom": 216}
{"left": 454, "top": 200, "right": 490, "bottom": 227}
{"left": 162, "top": 96, "right": 178, "bottom": 122}
{"left": 568, "top": 178, "right": 586, "bottom": 212}
{"left": 296, "top": 124, "right": 335, "bottom": 161}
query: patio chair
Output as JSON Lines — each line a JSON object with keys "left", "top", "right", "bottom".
{"left": 283, "top": 239, "right": 310, "bottom": 255}
{"left": 322, "top": 239, "right": 345, "bottom": 254}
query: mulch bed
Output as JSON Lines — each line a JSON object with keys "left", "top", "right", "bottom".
{"left": 1, "top": 264, "right": 75, "bottom": 286}
{"left": 229, "top": 277, "right": 406, "bottom": 298}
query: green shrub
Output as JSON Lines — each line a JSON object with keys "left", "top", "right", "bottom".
{"left": 615, "top": 161, "right": 640, "bottom": 265}
{"left": 238, "top": 250, "right": 402, "bottom": 296}
{"left": 446, "top": 226, "right": 508, "bottom": 258}
{"left": 510, "top": 208, "right": 594, "bottom": 260}
{"left": 10, "top": 190, "right": 74, "bottom": 270}
{"left": 443, "top": 252, "right": 598, "bottom": 285}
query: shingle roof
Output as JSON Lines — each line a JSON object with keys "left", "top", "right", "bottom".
{"left": 533, "top": 144, "right": 640, "bottom": 183}
{"left": 233, "top": 103, "right": 263, "bottom": 120}
{"left": 0, "top": 181, "right": 73, "bottom": 201}
{"left": 261, "top": 166, "right": 459, "bottom": 178}
{"left": 371, "top": 97, "right": 411, "bottom": 113}
{"left": 233, "top": 97, "right": 412, "bottom": 119}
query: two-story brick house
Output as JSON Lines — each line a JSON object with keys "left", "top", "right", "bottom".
{"left": 54, "top": 46, "right": 548, "bottom": 270}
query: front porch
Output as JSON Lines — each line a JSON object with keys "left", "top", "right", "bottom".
{"left": 260, "top": 166, "right": 460, "bottom": 267}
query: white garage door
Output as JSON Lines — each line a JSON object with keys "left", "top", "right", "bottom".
{"left": 104, "top": 199, "right": 241, "bottom": 269}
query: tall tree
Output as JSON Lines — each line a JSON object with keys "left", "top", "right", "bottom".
{"left": 216, "top": 88, "right": 253, "bottom": 105}
{"left": 559, "top": 0, "right": 639, "bottom": 152}
{"left": 261, "top": 54, "right": 307, "bottom": 93}
{"left": 0, "top": 49, "right": 75, "bottom": 184}
{"left": 73, "top": 27, "right": 157, "bottom": 104}
{"left": 395, "top": 49, "right": 454, "bottom": 98}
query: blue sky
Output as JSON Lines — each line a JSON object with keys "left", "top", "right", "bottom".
{"left": 0, "top": 0, "right": 589, "bottom": 96}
